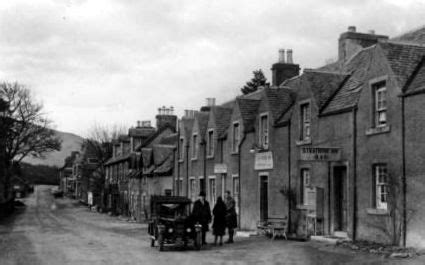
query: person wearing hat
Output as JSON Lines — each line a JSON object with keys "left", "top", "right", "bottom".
{"left": 191, "top": 190, "right": 212, "bottom": 245}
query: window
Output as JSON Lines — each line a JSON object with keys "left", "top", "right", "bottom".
{"left": 192, "top": 134, "right": 198, "bottom": 159}
{"left": 232, "top": 122, "right": 240, "bottom": 153}
{"left": 179, "top": 137, "right": 184, "bottom": 161}
{"left": 374, "top": 82, "right": 387, "bottom": 127}
{"left": 189, "top": 178, "right": 196, "bottom": 201}
{"left": 87, "top": 158, "right": 98, "bottom": 164}
{"left": 207, "top": 129, "right": 214, "bottom": 157}
{"left": 300, "top": 169, "right": 311, "bottom": 205}
{"left": 221, "top": 174, "right": 227, "bottom": 197}
{"left": 373, "top": 164, "right": 388, "bottom": 210}
{"left": 300, "top": 103, "right": 311, "bottom": 141}
{"left": 232, "top": 175, "right": 240, "bottom": 214}
{"left": 259, "top": 114, "right": 269, "bottom": 149}
{"left": 209, "top": 178, "right": 216, "bottom": 205}
{"left": 164, "top": 189, "right": 172, "bottom": 196}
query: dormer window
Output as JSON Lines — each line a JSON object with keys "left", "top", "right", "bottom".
{"left": 259, "top": 113, "right": 269, "bottom": 149}
{"left": 192, "top": 134, "right": 198, "bottom": 159}
{"left": 300, "top": 103, "right": 311, "bottom": 141}
{"left": 207, "top": 129, "right": 214, "bottom": 158}
{"left": 232, "top": 122, "right": 240, "bottom": 153}
{"left": 374, "top": 82, "right": 387, "bottom": 127}
{"left": 179, "top": 137, "right": 184, "bottom": 161}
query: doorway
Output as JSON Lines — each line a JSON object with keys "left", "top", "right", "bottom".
{"left": 333, "top": 166, "right": 347, "bottom": 232}
{"left": 260, "top": 175, "right": 268, "bottom": 221}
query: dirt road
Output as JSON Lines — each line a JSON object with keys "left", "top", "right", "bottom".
{"left": 0, "top": 185, "right": 422, "bottom": 264}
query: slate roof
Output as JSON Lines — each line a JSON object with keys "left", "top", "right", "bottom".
{"left": 321, "top": 46, "right": 374, "bottom": 115}
{"left": 104, "top": 153, "right": 131, "bottom": 166}
{"left": 128, "top": 127, "right": 155, "bottom": 138}
{"left": 211, "top": 106, "right": 233, "bottom": 139}
{"left": 379, "top": 41, "right": 425, "bottom": 88}
{"left": 135, "top": 124, "right": 175, "bottom": 151}
{"left": 159, "top": 133, "right": 178, "bottom": 145}
{"left": 236, "top": 98, "right": 261, "bottom": 133}
{"left": 180, "top": 117, "right": 195, "bottom": 141}
{"left": 263, "top": 87, "right": 295, "bottom": 122}
{"left": 194, "top": 111, "right": 210, "bottom": 138}
{"left": 391, "top": 26, "right": 425, "bottom": 45}
{"left": 404, "top": 58, "right": 425, "bottom": 95}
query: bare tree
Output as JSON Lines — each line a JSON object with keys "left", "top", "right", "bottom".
{"left": 0, "top": 82, "right": 61, "bottom": 199}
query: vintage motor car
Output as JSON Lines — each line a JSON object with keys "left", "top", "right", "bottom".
{"left": 148, "top": 195, "right": 202, "bottom": 251}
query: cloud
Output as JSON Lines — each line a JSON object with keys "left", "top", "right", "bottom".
{"left": 0, "top": 0, "right": 424, "bottom": 136}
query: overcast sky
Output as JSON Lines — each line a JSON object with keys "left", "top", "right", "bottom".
{"left": 0, "top": 0, "right": 424, "bottom": 136}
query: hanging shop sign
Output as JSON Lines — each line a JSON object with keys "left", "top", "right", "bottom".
{"left": 254, "top": 151, "right": 273, "bottom": 170}
{"left": 214, "top": 164, "right": 227, "bottom": 174}
{"left": 300, "top": 147, "right": 341, "bottom": 161}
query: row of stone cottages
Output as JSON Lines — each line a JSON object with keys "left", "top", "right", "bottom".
{"left": 59, "top": 25, "right": 425, "bottom": 247}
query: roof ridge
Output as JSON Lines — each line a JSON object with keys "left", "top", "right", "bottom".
{"left": 384, "top": 40, "right": 425, "bottom": 48}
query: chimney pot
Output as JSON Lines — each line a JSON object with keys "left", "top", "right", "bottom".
{"left": 170, "top": 106, "right": 174, "bottom": 115}
{"left": 278, "top": 49, "right": 285, "bottom": 63}
{"left": 348, "top": 26, "right": 356, "bottom": 32}
{"left": 137, "top": 120, "right": 141, "bottom": 127}
{"left": 286, "top": 49, "right": 293, "bottom": 64}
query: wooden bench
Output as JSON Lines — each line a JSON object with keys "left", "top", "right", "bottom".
{"left": 257, "top": 217, "right": 288, "bottom": 240}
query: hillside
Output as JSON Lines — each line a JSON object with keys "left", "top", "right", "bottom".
{"left": 22, "top": 130, "right": 83, "bottom": 168}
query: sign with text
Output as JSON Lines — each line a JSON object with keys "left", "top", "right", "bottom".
{"left": 254, "top": 151, "right": 273, "bottom": 170}
{"left": 214, "top": 163, "right": 228, "bottom": 174}
{"left": 300, "top": 147, "right": 341, "bottom": 161}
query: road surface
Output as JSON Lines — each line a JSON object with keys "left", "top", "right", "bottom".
{"left": 0, "top": 185, "right": 421, "bottom": 264}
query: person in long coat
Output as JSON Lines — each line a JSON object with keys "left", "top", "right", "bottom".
{"left": 191, "top": 191, "right": 212, "bottom": 245}
{"left": 212, "top": 196, "right": 227, "bottom": 246}
{"left": 224, "top": 190, "right": 237, "bottom": 243}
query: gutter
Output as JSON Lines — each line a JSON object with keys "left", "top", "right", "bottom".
{"left": 185, "top": 142, "right": 190, "bottom": 197}
{"left": 287, "top": 120, "right": 292, "bottom": 232}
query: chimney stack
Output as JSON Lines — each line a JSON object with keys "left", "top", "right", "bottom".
{"left": 348, "top": 26, "right": 356, "bottom": 32}
{"left": 278, "top": 49, "right": 285, "bottom": 63}
{"left": 156, "top": 105, "right": 177, "bottom": 131}
{"left": 286, "top": 49, "right": 293, "bottom": 64}
{"left": 271, "top": 48, "right": 300, "bottom": 87}
{"left": 206, "top": 98, "right": 216, "bottom": 107}
{"left": 338, "top": 26, "right": 388, "bottom": 61}
{"left": 137, "top": 121, "right": 141, "bottom": 127}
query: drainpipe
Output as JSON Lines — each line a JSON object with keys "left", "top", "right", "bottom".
{"left": 287, "top": 121, "right": 292, "bottom": 232}
{"left": 352, "top": 107, "right": 358, "bottom": 241}
{"left": 401, "top": 96, "right": 407, "bottom": 247}
{"left": 237, "top": 135, "right": 246, "bottom": 229}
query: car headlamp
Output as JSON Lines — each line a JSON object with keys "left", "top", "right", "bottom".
{"left": 186, "top": 228, "right": 191, "bottom": 233}
{"left": 168, "top": 228, "right": 173, "bottom": 233}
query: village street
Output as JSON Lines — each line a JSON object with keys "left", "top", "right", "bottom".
{"left": 0, "top": 185, "right": 422, "bottom": 265}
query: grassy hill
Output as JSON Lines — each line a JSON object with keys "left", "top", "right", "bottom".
{"left": 22, "top": 130, "right": 83, "bottom": 168}
{"left": 20, "top": 130, "right": 83, "bottom": 185}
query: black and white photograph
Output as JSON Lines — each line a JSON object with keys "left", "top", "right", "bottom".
{"left": 2, "top": 0, "right": 425, "bottom": 264}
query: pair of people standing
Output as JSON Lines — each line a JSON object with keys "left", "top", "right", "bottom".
{"left": 212, "top": 191, "right": 237, "bottom": 245}
{"left": 192, "top": 190, "right": 237, "bottom": 246}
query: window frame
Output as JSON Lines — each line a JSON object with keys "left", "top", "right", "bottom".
{"left": 300, "top": 102, "right": 311, "bottom": 141}
{"left": 372, "top": 164, "right": 389, "bottom": 210}
{"left": 374, "top": 84, "right": 387, "bottom": 127}
{"left": 207, "top": 129, "right": 214, "bottom": 158}
{"left": 259, "top": 113, "right": 269, "bottom": 149}
{"left": 232, "top": 121, "right": 240, "bottom": 153}
{"left": 300, "top": 168, "right": 311, "bottom": 205}
{"left": 208, "top": 176, "right": 216, "bottom": 206}
{"left": 178, "top": 137, "right": 184, "bottom": 161}
{"left": 191, "top": 133, "right": 198, "bottom": 160}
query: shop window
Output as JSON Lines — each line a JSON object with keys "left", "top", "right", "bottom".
{"left": 232, "top": 122, "right": 240, "bottom": 153}
{"left": 372, "top": 164, "right": 388, "bottom": 210}
{"left": 259, "top": 113, "right": 269, "bottom": 149}
{"left": 207, "top": 129, "right": 214, "bottom": 158}
{"left": 300, "top": 103, "right": 311, "bottom": 141}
